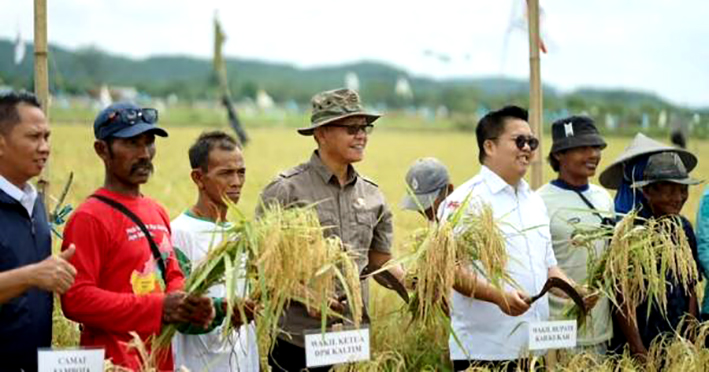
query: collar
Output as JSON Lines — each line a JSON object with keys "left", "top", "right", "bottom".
{"left": 0, "top": 174, "right": 36, "bottom": 203}
{"left": 551, "top": 179, "right": 590, "bottom": 192}
{"left": 183, "top": 210, "right": 230, "bottom": 228}
{"left": 479, "top": 165, "right": 529, "bottom": 195}
{"left": 309, "top": 151, "right": 358, "bottom": 186}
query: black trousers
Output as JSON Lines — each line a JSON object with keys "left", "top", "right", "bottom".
{"left": 269, "top": 339, "right": 332, "bottom": 372}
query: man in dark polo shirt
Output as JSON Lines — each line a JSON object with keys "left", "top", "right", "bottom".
{"left": 258, "top": 88, "right": 407, "bottom": 371}
{"left": 0, "top": 91, "right": 77, "bottom": 372}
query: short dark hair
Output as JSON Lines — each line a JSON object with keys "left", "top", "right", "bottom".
{"left": 0, "top": 91, "right": 42, "bottom": 135}
{"left": 189, "top": 131, "right": 240, "bottom": 171}
{"left": 475, "top": 105, "right": 528, "bottom": 164}
{"left": 547, "top": 150, "right": 564, "bottom": 172}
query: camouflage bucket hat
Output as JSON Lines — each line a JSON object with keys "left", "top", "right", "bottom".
{"left": 297, "top": 88, "right": 381, "bottom": 136}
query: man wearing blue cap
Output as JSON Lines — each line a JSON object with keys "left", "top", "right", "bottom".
{"left": 61, "top": 103, "right": 215, "bottom": 370}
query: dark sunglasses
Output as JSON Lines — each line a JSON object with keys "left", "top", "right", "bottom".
{"left": 328, "top": 124, "right": 374, "bottom": 135}
{"left": 103, "top": 108, "right": 158, "bottom": 126}
{"left": 511, "top": 135, "right": 539, "bottom": 151}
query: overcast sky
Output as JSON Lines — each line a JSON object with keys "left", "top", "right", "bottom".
{"left": 1, "top": 0, "right": 708, "bottom": 107}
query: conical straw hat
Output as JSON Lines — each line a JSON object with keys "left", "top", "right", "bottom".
{"left": 599, "top": 133, "right": 697, "bottom": 189}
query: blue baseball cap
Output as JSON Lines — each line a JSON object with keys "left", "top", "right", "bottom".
{"left": 93, "top": 102, "right": 168, "bottom": 140}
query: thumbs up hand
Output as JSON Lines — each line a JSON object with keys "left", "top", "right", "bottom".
{"left": 31, "top": 244, "right": 77, "bottom": 294}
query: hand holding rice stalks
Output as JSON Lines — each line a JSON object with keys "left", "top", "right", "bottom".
{"left": 567, "top": 211, "right": 698, "bottom": 325}
{"left": 249, "top": 204, "right": 363, "bottom": 363}
{"left": 402, "top": 200, "right": 512, "bottom": 329}
{"left": 152, "top": 205, "right": 363, "bottom": 370}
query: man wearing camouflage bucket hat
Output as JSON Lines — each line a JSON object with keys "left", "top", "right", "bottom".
{"left": 257, "top": 88, "right": 407, "bottom": 371}
{"left": 538, "top": 116, "right": 612, "bottom": 357}
{"left": 613, "top": 151, "right": 702, "bottom": 358}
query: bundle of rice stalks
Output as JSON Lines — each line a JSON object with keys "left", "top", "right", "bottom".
{"left": 454, "top": 201, "right": 512, "bottom": 289}
{"left": 151, "top": 205, "right": 362, "bottom": 370}
{"left": 152, "top": 209, "right": 253, "bottom": 354}
{"left": 567, "top": 211, "right": 698, "bottom": 325}
{"left": 403, "top": 222, "right": 457, "bottom": 327}
{"left": 249, "top": 204, "right": 363, "bottom": 364}
{"left": 399, "top": 198, "right": 512, "bottom": 330}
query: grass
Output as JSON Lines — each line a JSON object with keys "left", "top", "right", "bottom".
{"left": 46, "top": 123, "right": 709, "bottom": 370}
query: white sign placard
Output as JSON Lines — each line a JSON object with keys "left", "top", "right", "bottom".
{"left": 38, "top": 348, "right": 105, "bottom": 372}
{"left": 305, "top": 327, "right": 370, "bottom": 367}
{"left": 528, "top": 320, "right": 577, "bottom": 350}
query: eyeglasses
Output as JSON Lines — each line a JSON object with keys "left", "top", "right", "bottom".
{"left": 103, "top": 108, "right": 158, "bottom": 127}
{"left": 490, "top": 135, "right": 539, "bottom": 151}
{"left": 328, "top": 124, "right": 374, "bottom": 135}
{"left": 511, "top": 135, "right": 539, "bottom": 151}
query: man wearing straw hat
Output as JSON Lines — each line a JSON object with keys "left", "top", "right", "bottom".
{"left": 598, "top": 133, "right": 697, "bottom": 214}
{"left": 438, "top": 106, "right": 591, "bottom": 371}
{"left": 401, "top": 157, "right": 454, "bottom": 222}
{"left": 612, "top": 151, "right": 701, "bottom": 358}
{"left": 258, "top": 88, "right": 407, "bottom": 371}
{"left": 537, "top": 116, "right": 614, "bottom": 356}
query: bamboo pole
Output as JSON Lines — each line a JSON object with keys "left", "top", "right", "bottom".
{"left": 34, "top": 0, "right": 51, "bottom": 208}
{"left": 527, "top": 0, "right": 543, "bottom": 189}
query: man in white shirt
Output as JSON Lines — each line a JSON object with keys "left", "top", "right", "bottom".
{"left": 538, "top": 116, "right": 613, "bottom": 355}
{"left": 439, "top": 106, "right": 587, "bottom": 371}
{"left": 172, "top": 131, "right": 259, "bottom": 372}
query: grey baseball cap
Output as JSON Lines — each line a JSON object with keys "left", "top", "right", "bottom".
{"left": 401, "top": 157, "right": 450, "bottom": 211}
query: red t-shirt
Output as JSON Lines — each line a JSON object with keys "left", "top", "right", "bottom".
{"left": 61, "top": 188, "right": 184, "bottom": 370}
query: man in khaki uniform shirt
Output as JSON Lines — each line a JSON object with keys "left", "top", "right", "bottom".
{"left": 258, "top": 88, "right": 406, "bottom": 372}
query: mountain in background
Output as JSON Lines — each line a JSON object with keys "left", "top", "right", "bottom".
{"left": 0, "top": 38, "right": 703, "bottom": 118}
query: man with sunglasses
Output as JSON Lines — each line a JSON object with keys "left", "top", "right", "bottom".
{"left": 537, "top": 116, "right": 613, "bottom": 357}
{"left": 257, "top": 88, "right": 407, "bottom": 371}
{"left": 439, "top": 106, "right": 587, "bottom": 371}
{"left": 61, "top": 103, "right": 215, "bottom": 370}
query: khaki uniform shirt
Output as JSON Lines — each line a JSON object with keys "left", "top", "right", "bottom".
{"left": 257, "top": 151, "right": 393, "bottom": 347}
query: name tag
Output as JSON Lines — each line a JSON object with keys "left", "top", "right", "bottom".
{"left": 38, "top": 348, "right": 105, "bottom": 372}
{"left": 528, "top": 320, "right": 577, "bottom": 350}
{"left": 305, "top": 327, "right": 370, "bottom": 367}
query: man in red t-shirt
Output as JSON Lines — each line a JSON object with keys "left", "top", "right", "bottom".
{"left": 61, "top": 103, "right": 215, "bottom": 370}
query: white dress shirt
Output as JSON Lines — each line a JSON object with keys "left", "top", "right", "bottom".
{"left": 0, "top": 175, "right": 38, "bottom": 217}
{"left": 439, "top": 166, "right": 557, "bottom": 361}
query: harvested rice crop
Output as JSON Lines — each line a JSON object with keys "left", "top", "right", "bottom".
{"left": 568, "top": 211, "right": 698, "bottom": 324}
{"left": 153, "top": 205, "right": 363, "bottom": 369}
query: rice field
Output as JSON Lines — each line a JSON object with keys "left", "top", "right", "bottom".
{"left": 47, "top": 123, "right": 709, "bottom": 370}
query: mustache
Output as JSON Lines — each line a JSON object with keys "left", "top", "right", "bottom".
{"left": 130, "top": 160, "right": 154, "bottom": 175}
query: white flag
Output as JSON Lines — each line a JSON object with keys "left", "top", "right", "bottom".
{"left": 14, "top": 31, "right": 25, "bottom": 65}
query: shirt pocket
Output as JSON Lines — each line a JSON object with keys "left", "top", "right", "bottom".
{"left": 354, "top": 210, "right": 375, "bottom": 254}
